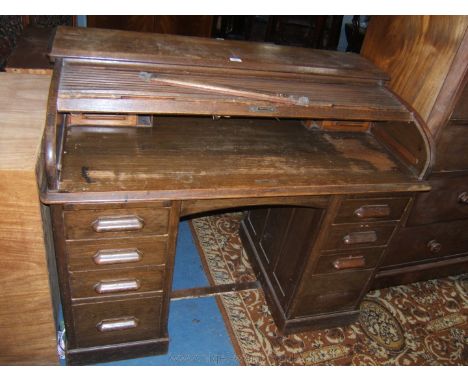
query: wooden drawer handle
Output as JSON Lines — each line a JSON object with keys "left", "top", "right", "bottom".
{"left": 458, "top": 192, "right": 468, "bottom": 204}
{"left": 96, "top": 317, "right": 139, "bottom": 332}
{"left": 91, "top": 215, "right": 144, "bottom": 233}
{"left": 427, "top": 240, "right": 442, "bottom": 254}
{"left": 332, "top": 256, "right": 366, "bottom": 270}
{"left": 353, "top": 204, "right": 391, "bottom": 219}
{"left": 93, "top": 249, "right": 142, "bottom": 265}
{"left": 94, "top": 279, "right": 141, "bottom": 294}
{"left": 343, "top": 231, "right": 377, "bottom": 245}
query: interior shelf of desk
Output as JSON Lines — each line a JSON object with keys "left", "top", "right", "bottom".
{"left": 58, "top": 116, "right": 427, "bottom": 198}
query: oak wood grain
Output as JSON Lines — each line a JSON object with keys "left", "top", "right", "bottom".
{"left": 58, "top": 117, "right": 427, "bottom": 198}
{"left": 51, "top": 26, "right": 388, "bottom": 80}
{"left": 0, "top": 73, "right": 58, "bottom": 365}
{"left": 361, "top": 16, "right": 468, "bottom": 134}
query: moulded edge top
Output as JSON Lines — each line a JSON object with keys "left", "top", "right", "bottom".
{"left": 49, "top": 26, "right": 390, "bottom": 82}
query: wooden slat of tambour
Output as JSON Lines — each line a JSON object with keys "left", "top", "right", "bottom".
{"left": 58, "top": 117, "right": 426, "bottom": 197}
{"left": 57, "top": 61, "right": 409, "bottom": 121}
{"left": 50, "top": 26, "right": 389, "bottom": 81}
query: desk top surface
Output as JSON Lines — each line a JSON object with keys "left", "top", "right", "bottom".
{"left": 51, "top": 26, "right": 388, "bottom": 81}
{"left": 0, "top": 73, "right": 51, "bottom": 171}
{"left": 56, "top": 117, "right": 428, "bottom": 201}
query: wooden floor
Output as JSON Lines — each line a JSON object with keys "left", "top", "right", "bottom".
{"left": 59, "top": 116, "right": 427, "bottom": 199}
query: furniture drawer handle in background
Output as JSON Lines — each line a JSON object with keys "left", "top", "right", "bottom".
{"left": 332, "top": 256, "right": 366, "bottom": 270}
{"left": 91, "top": 215, "right": 144, "bottom": 233}
{"left": 93, "top": 249, "right": 142, "bottom": 265}
{"left": 343, "top": 231, "right": 378, "bottom": 245}
{"left": 353, "top": 204, "right": 391, "bottom": 219}
{"left": 458, "top": 192, "right": 468, "bottom": 204}
{"left": 96, "top": 317, "right": 139, "bottom": 332}
{"left": 94, "top": 279, "right": 141, "bottom": 294}
{"left": 427, "top": 240, "right": 442, "bottom": 254}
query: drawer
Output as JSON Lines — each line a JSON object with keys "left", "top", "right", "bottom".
{"left": 335, "top": 196, "right": 410, "bottom": 224}
{"left": 322, "top": 222, "right": 397, "bottom": 251}
{"left": 292, "top": 269, "right": 373, "bottom": 317}
{"left": 69, "top": 266, "right": 164, "bottom": 300}
{"left": 67, "top": 236, "right": 167, "bottom": 272}
{"left": 433, "top": 122, "right": 468, "bottom": 172}
{"left": 315, "top": 247, "right": 384, "bottom": 274}
{"left": 381, "top": 220, "right": 468, "bottom": 268}
{"left": 72, "top": 295, "right": 162, "bottom": 348}
{"left": 64, "top": 207, "right": 170, "bottom": 240}
{"left": 408, "top": 174, "right": 468, "bottom": 225}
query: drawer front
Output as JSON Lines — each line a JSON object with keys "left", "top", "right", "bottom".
{"left": 67, "top": 236, "right": 167, "bottom": 272}
{"left": 315, "top": 247, "right": 384, "bottom": 274}
{"left": 322, "top": 223, "right": 397, "bottom": 251}
{"left": 292, "top": 269, "right": 373, "bottom": 317}
{"left": 72, "top": 295, "right": 162, "bottom": 348}
{"left": 64, "top": 207, "right": 170, "bottom": 240}
{"left": 335, "top": 197, "right": 410, "bottom": 224}
{"left": 408, "top": 174, "right": 468, "bottom": 225}
{"left": 70, "top": 266, "right": 164, "bottom": 299}
{"left": 434, "top": 122, "right": 468, "bottom": 172}
{"left": 381, "top": 220, "right": 468, "bottom": 267}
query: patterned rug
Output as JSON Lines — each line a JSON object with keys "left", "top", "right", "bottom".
{"left": 189, "top": 212, "right": 468, "bottom": 365}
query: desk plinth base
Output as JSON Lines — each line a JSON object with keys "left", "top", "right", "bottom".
{"left": 66, "top": 337, "right": 169, "bottom": 365}
{"left": 240, "top": 221, "right": 360, "bottom": 334}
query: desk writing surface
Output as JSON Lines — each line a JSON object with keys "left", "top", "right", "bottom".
{"left": 59, "top": 117, "right": 428, "bottom": 199}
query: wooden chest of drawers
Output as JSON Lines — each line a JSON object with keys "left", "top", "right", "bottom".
{"left": 361, "top": 16, "right": 468, "bottom": 288}
{"left": 50, "top": 201, "right": 179, "bottom": 364}
{"left": 240, "top": 193, "right": 413, "bottom": 332}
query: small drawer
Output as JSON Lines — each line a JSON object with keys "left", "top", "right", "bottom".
{"left": 66, "top": 236, "right": 167, "bottom": 272}
{"left": 315, "top": 247, "right": 384, "bottom": 274}
{"left": 69, "top": 266, "right": 164, "bottom": 300}
{"left": 409, "top": 174, "right": 468, "bottom": 225}
{"left": 64, "top": 207, "right": 170, "bottom": 240}
{"left": 292, "top": 269, "right": 373, "bottom": 317}
{"left": 72, "top": 295, "right": 162, "bottom": 348}
{"left": 322, "top": 222, "right": 397, "bottom": 251}
{"left": 335, "top": 196, "right": 410, "bottom": 224}
{"left": 381, "top": 220, "right": 468, "bottom": 268}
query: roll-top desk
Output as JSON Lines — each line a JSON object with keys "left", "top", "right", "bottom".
{"left": 41, "top": 26, "right": 435, "bottom": 365}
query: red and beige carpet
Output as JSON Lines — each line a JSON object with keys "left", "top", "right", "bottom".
{"left": 190, "top": 212, "right": 468, "bottom": 365}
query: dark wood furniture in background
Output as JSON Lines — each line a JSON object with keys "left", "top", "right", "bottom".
{"left": 5, "top": 26, "right": 54, "bottom": 74}
{"left": 0, "top": 16, "right": 74, "bottom": 71}
{"left": 40, "top": 26, "right": 433, "bottom": 365}
{"left": 87, "top": 16, "right": 213, "bottom": 37}
{"left": 360, "top": 16, "right": 468, "bottom": 289}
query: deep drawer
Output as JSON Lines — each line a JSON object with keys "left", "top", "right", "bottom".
{"left": 408, "top": 174, "right": 468, "bottom": 225}
{"left": 69, "top": 266, "right": 164, "bottom": 300}
{"left": 322, "top": 222, "right": 397, "bottom": 251}
{"left": 72, "top": 295, "right": 162, "bottom": 348}
{"left": 66, "top": 236, "right": 167, "bottom": 272}
{"left": 292, "top": 269, "right": 373, "bottom": 317}
{"left": 433, "top": 121, "right": 468, "bottom": 172}
{"left": 381, "top": 220, "right": 468, "bottom": 268}
{"left": 335, "top": 196, "right": 410, "bottom": 224}
{"left": 64, "top": 207, "right": 170, "bottom": 240}
{"left": 315, "top": 247, "right": 385, "bottom": 274}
